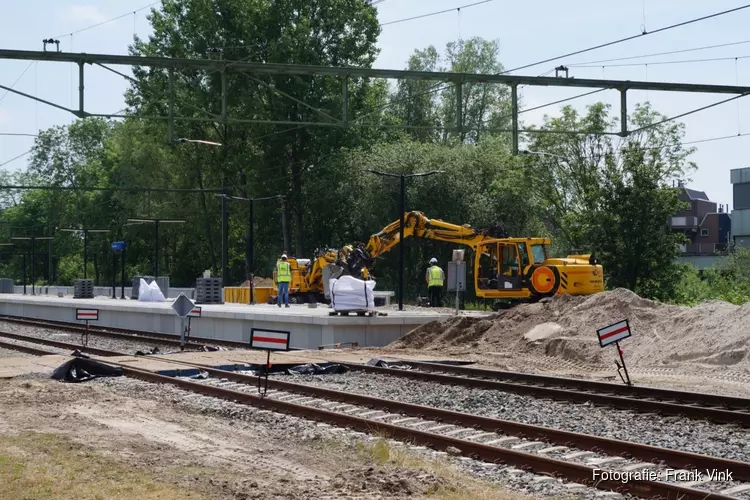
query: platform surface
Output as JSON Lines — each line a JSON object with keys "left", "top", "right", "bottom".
{"left": 0, "top": 293, "right": 491, "bottom": 349}
{"left": 0, "top": 293, "right": 486, "bottom": 323}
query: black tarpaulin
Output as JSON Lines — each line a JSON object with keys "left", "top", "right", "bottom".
{"left": 286, "top": 363, "right": 349, "bottom": 375}
{"left": 52, "top": 356, "right": 123, "bottom": 383}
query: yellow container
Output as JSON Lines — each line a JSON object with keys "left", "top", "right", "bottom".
{"left": 223, "top": 286, "right": 272, "bottom": 304}
{"left": 253, "top": 287, "right": 272, "bottom": 304}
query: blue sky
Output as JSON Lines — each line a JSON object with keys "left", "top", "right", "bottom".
{"left": 2, "top": 0, "right": 750, "bottom": 210}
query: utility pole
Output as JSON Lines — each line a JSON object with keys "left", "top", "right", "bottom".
{"left": 366, "top": 169, "right": 443, "bottom": 310}
{"left": 11, "top": 235, "right": 54, "bottom": 295}
{"left": 174, "top": 137, "right": 225, "bottom": 280}
{"left": 215, "top": 193, "right": 283, "bottom": 303}
{"left": 126, "top": 218, "right": 186, "bottom": 277}
{"left": 60, "top": 227, "right": 110, "bottom": 280}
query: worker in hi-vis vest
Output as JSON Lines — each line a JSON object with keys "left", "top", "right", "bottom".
{"left": 276, "top": 254, "right": 291, "bottom": 308}
{"left": 425, "top": 257, "right": 445, "bottom": 307}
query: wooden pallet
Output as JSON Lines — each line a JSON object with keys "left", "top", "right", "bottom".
{"left": 328, "top": 310, "right": 388, "bottom": 317}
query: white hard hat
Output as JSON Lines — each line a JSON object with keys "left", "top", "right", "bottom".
{"left": 430, "top": 258, "right": 437, "bottom": 264}
{"left": 281, "top": 254, "right": 287, "bottom": 259}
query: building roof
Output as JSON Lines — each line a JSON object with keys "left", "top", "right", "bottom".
{"left": 683, "top": 187, "right": 710, "bottom": 201}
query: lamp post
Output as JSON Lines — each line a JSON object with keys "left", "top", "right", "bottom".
{"left": 59, "top": 227, "right": 110, "bottom": 280}
{"left": 0, "top": 243, "right": 13, "bottom": 290}
{"left": 11, "top": 236, "right": 54, "bottom": 296}
{"left": 126, "top": 218, "right": 186, "bottom": 278}
{"left": 215, "top": 193, "right": 283, "bottom": 303}
{"left": 520, "top": 150, "right": 568, "bottom": 162}
{"left": 175, "top": 137, "right": 227, "bottom": 281}
{"left": 366, "top": 170, "right": 444, "bottom": 311}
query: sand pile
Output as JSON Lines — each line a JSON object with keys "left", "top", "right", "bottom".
{"left": 239, "top": 277, "right": 274, "bottom": 288}
{"left": 390, "top": 289, "right": 750, "bottom": 371}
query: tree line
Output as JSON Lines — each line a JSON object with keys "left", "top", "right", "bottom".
{"left": 1, "top": 0, "right": 737, "bottom": 305}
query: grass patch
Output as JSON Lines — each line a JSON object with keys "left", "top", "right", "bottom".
{"left": 0, "top": 432, "right": 206, "bottom": 500}
{"left": 354, "top": 438, "right": 535, "bottom": 500}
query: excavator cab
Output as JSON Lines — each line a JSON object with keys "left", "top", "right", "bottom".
{"left": 475, "top": 237, "right": 602, "bottom": 301}
{"left": 478, "top": 242, "right": 526, "bottom": 291}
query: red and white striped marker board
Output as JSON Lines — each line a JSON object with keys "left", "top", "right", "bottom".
{"left": 76, "top": 308, "right": 99, "bottom": 321}
{"left": 596, "top": 319, "right": 631, "bottom": 347}
{"left": 188, "top": 306, "right": 202, "bottom": 318}
{"left": 250, "top": 328, "right": 290, "bottom": 351}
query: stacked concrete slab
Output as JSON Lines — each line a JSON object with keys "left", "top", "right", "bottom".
{"left": 196, "top": 277, "right": 223, "bottom": 304}
{"left": 72, "top": 279, "right": 94, "bottom": 299}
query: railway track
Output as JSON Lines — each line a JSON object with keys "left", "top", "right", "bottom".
{"left": 3, "top": 318, "right": 750, "bottom": 428}
{"left": 0, "top": 314, "right": 249, "bottom": 350}
{"left": 346, "top": 360, "right": 750, "bottom": 427}
{"left": 2, "top": 337, "right": 749, "bottom": 499}
{"left": 3, "top": 317, "right": 750, "bottom": 428}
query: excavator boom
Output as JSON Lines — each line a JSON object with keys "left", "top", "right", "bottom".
{"left": 272, "top": 211, "right": 603, "bottom": 305}
{"left": 355, "top": 211, "right": 603, "bottom": 302}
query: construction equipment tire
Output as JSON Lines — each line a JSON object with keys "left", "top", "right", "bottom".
{"left": 526, "top": 265, "right": 560, "bottom": 298}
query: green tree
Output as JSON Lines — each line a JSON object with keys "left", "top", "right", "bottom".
{"left": 524, "top": 102, "right": 694, "bottom": 298}
{"left": 327, "top": 136, "right": 537, "bottom": 299}
{"left": 127, "top": 0, "right": 386, "bottom": 280}
{"left": 391, "top": 37, "right": 512, "bottom": 145}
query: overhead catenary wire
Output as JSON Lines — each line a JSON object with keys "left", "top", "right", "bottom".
{"left": 629, "top": 93, "right": 750, "bottom": 134}
{"left": 53, "top": 2, "right": 161, "bottom": 39}
{"left": 0, "top": 149, "right": 32, "bottom": 168}
{"left": 564, "top": 38, "right": 750, "bottom": 67}
{"left": 0, "top": 62, "right": 35, "bottom": 106}
{"left": 350, "top": 4, "right": 750, "bottom": 131}
{"left": 380, "top": 0, "right": 495, "bottom": 27}
{"left": 572, "top": 54, "right": 750, "bottom": 68}
{"left": 505, "top": 3, "right": 750, "bottom": 74}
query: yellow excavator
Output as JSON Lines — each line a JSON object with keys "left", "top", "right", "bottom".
{"left": 356, "top": 211, "right": 603, "bottom": 303}
{"left": 272, "top": 211, "right": 603, "bottom": 304}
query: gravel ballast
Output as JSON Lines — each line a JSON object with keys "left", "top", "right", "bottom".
{"left": 275, "top": 371, "right": 750, "bottom": 462}
{"left": 90, "top": 376, "right": 609, "bottom": 499}
{"left": 0, "top": 320, "right": 243, "bottom": 355}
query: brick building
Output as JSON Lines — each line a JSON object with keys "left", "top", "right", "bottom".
{"left": 670, "top": 182, "right": 730, "bottom": 257}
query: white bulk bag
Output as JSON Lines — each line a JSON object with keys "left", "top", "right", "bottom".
{"left": 138, "top": 278, "right": 166, "bottom": 302}
{"left": 329, "top": 275, "right": 375, "bottom": 311}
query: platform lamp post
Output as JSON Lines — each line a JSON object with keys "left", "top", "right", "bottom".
{"left": 0, "top": 243, "right": 13, "bottom": 292}
{"left": 11, "top": 236, "right": 54, "bottom": 296}
{"left": 215, "top": 192, "right": 284, "bottom": 304}
{"left": 366, "top": 169, "right": 444, "bottom": 311}
{"left": 126, "top": 218, "right": 186, "bottom": 278}
{"left": 520, "top": 150, "right": 569, "bottom": 162}
{"left": 59, "top": 227, "right": 110, "bottom": 280}
{"left": 175, "top": 137, "right": 228, "bottom": 282}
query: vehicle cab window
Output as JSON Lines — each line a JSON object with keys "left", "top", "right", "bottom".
{"left": 530, "top": 243, "right": 547, "bottom": 264}
{"left": 501, "top": 244, "right": 519, "bottom": 276}
{"left": 517, "top": 243, "right": 530, "bottom": 268}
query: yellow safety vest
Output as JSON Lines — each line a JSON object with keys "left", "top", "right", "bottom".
{"left": 276, "top": 261, "right": 291, "bottom": 283}
{"left": 428, "top": 265, "right": 444, "bottom": 287}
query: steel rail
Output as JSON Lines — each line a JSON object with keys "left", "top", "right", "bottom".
{"left": 400, "top": 360, "right": 750, "bottom": 410}
{"left": 0, "top": 338, "right": 58, "bottom": 356}
{"left": 117, "top": 365, "right": 737, "bottom": 500}
{"left": 150, "top": 357, "right": 750, "bottom": 481}
{"left": 0, "top": 331, "right": 126, "bottom": 357}
{"left": 2, "top": 339, "right": 745, "bottom": 497}
{"left": 0, "top": 315, "right": 249, "bottom": 349}
{"left": 345, "top": 363, "right": 750, "bottom": 427}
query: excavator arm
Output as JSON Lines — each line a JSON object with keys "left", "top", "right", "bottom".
{"left": 349, "top": 211, "right": 507, "bottom": 277}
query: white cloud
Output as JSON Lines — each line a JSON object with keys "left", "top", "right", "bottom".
{"left": 63, "top": 5, "right": 108, "bottom": 25}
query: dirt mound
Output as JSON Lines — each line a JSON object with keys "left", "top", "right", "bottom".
{"left": 239, "top": 277, "right": 274, "bottom": 288}
{"left": 389, "top": 288, "right": 750, "bottom": 371}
